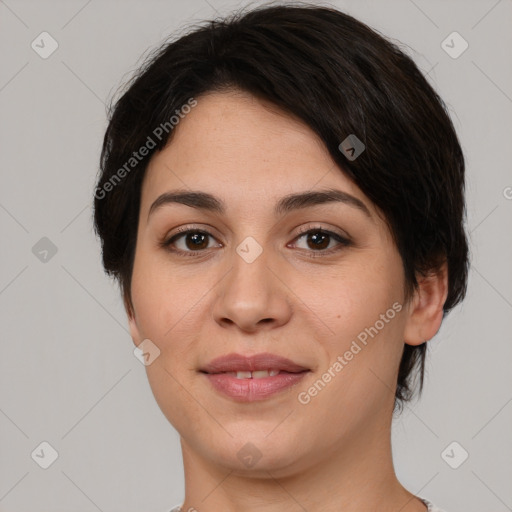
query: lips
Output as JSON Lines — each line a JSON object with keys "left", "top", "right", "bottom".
{"left": 200, "top": 352, "right": 310, "bottom": 402}
{"left": 199, "top": 352, "right": 309, "bottom": 375}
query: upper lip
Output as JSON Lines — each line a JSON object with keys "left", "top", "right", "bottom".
{"left": 200, "top": 352, "right": 310, "bottom": 374}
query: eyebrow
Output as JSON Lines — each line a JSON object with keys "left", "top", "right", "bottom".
{"left": 147, "top": 187, "right": 372, "bottom": 221}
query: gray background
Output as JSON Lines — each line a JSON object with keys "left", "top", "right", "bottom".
{"left": 0, "top": 0, "right": 511, "bottom": 511}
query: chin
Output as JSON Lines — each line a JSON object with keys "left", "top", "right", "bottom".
{"left": 203, "top": 432, "right": 311, "bottom": 477}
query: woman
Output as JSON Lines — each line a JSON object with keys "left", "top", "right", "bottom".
{"left": 93, "top": 2, "right": 468, "bottom": 511}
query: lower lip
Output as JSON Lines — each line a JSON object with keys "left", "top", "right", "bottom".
{"left": 203, "top": 371, "right": 309, "bottom": 402}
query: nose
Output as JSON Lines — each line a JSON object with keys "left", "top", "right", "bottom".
{"left": 211, "top": 245, "right": 293, "bottom": 333}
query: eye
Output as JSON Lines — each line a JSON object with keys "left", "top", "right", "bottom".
{"left": 160, "top": 228, "right": 221, "bottom": 257}
{"left": 290, "top": 226, "right": 351, "bottom": 255}
{"left": 160, "top": 225, "right": 351, "bottom": 258}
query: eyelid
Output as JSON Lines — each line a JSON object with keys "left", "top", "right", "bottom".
{"left": 166, "top": 223, "right": 222, "bottom": 242}
{"left": 293, "top": 223, "right": 350, "bottom": 240}
{"left": 160, "top": 224, "right": 223, "bottom": 253}
{"left": 288, "top": 225, "right": 352, "bottom": 254}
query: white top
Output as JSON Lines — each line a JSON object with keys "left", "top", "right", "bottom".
{"left": 170, "top": 497, "right": 446, "bottom": 511}
{"left": 419, "top": 497, "right": 447, "bottom": 512}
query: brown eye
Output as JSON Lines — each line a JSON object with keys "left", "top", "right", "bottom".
{"left": 304, "top": 231, "right": 330, "bottom": 250}
{"left": 161, "top": 229, "right": 221, "bottom": 256}
{"left": 182, "top": 231, "right": 209, "bottom": 250}
{"left": 292, "top": 228, "right": 351, "bottom": 253}
{"left": 160, "top": 226, "right": 351, "bottom": 258}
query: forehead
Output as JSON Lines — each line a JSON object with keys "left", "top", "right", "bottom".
{"left": 140, "top": 90, "right": 375, "bottom": 218}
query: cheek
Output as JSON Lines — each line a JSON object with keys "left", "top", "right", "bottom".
{"left": 130, "top": 246, "right": 197, "bottom": 340}
{"left": 130, "top": 252, "right": 205, "bottom": 422}
{"left": 304, "top": 258, "right": 403, "bottom": 340}
{"left": 302, "top": 254, "right": 406, "bottom": 395}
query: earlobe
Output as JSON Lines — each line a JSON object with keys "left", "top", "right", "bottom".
{"left": 403, "top": 262, "right": 449, "bottom": 346}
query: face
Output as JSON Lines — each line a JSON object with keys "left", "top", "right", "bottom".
{"left": 127, "top": 89, "right": 424, "bottom": 477}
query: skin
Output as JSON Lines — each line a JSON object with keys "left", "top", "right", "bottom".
{"left": 127, "top": 89, "right": 448, "bottom": 512}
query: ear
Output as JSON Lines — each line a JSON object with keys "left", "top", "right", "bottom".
{"left": 403, "top": 262, "right": 449, "bottom": 346}
{"left": 124, "top": 295, "right": 142, "bottom": 348}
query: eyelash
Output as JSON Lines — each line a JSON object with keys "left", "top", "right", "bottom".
{"left": 159, "top": 225, "right": 352, "bottom": 259}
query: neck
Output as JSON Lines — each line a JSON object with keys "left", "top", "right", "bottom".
{"left": 177, "top": 414, "right": 427, "bottom": 512}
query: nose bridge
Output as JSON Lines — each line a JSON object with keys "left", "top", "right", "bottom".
{"left": 212, "top": 234, "right": 292, "bottom": 331}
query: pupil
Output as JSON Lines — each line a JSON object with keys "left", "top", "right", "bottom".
{"left": 309, "top": 232, "right": 329, "bottom": 250}
{"left": 187, "top": 232, "right": 207, "bottom": 250}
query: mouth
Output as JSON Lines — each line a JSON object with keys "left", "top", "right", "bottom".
{"left": 199, "top": 352, "right": 310, "bottom": 375}
{"left": 206, "top": 369, "right": 306, "bottom": 379}
{"left": 199, "top": 352, "right": 311, "bottom": 402}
